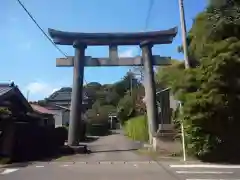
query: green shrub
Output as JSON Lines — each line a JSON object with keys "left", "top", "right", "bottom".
{"left": 124, "top": 115, "right": 149, "bottom": 142}
{"left": 86, "top": 122, "right": 109, "bottom": 136}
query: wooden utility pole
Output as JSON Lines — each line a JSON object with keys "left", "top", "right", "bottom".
{"left": 178, "top": 0, "right": 190, "bottom": 69}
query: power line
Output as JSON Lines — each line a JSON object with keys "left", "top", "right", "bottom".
{"left": 133, "top": 0, "right": 155, "bottom": 81}
{"left": 16, "top": 0, "right": 68, "bottom": 57}
{"left": 16, "top": 0, "right": 89, "bottom": 84}
{"left": 144, "top": 0, "right": 155, "bottom": 30}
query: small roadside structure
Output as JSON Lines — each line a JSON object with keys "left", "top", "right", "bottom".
{"left": 30, "top": 104, "right": 55, "bottom": 127}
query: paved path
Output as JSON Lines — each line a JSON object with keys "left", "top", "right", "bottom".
{"left": 57, "top": 131, "right": 151, "bottom": 162}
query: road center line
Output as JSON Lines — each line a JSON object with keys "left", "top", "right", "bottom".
{"left": 170, "top": 164, "right": 240, "bottom": 168}
{"left": 1, "top": 168, "right": 19, "bottom": 175}
{"left": 176, "top": 171, "right": 233, "bottom": 174}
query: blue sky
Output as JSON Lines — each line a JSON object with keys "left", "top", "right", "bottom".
{"left": 1, "top": 0, "right": 207, "bottom": 101}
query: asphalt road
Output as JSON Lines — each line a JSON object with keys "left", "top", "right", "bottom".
{"left": 2, "top": 161, "right": 240, "bottom": 180}
{"left": 0, "top": 161, "right": 177, "bottom": 180}
{"left": 1, "top": 131, "right": 240, "bottom": 180}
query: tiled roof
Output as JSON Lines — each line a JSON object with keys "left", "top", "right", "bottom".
{"left": 47, "top": 87, "right": 88, "bottom": 101}
{"left": 0, "top": 82, "right": 33, "bottom": 112}
{"left": 0, "top": 83, "right": 14, "bottom": 96}
{"left": 30, "top": 104, "right": 56, "bottom": 115}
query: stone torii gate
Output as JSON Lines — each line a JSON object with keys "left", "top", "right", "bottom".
{"left": 48, "top": 27, "right": 177, "bottom": 147}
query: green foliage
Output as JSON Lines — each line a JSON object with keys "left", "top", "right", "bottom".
{"left": 116, "top": 87, "right": 146, "bottom": 125}
{"left": 85, "top": 103, "right": 116, "bottom": 124}
{"left": 117, "top": 93, "right": 135, "bottom": 124}
{"left": 0, "top": 107, "right": 11, "bottom": 117}
{"left": 86, "top": 123, "right": 109, "bottom": 136}
{"left": 157, "top": 1, "right": 240, "bottom": 161}
{"left": 182, "top": 40, "right": 240, "bottom": 158}
{"left": 155, "top": 59, "right": 185, "bottom": 89}
{"left": 111, "top": 72, "right": 140, "bottom": 97}
{"left": 124, "top": 116, "right": 149, "bottom": 142}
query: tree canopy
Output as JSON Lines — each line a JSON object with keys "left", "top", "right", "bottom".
{"left": 156, "top": 0, "right": 240, "bottom": 161}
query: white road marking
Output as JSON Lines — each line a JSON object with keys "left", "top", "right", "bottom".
{"left": 1, "top": 168, "right": 19, "bottom": 175}
{"left": 186, "top": 179, "right": 240, "bottom": 180}
{"left": 133, "top": 164, "right": 138, "bottom": 168}
{"left": 35, "top": 166, "right": 44, "bottom": 168}
{"left": 176, "top": 171, "right": 233, "bottom": 174}
{"left": 62, "top": 165, "right": 70, "bottom": 167}
{"left": 170, "top": 164, "right": 240, "bottom": 169}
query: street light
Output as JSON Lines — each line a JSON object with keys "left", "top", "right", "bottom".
{"left": 178, "top": 0, "right": 190, "bottom": 69}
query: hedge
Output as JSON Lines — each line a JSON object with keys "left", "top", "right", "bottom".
{"left": 86, "top": 122, "right": 109, "bottom": 136}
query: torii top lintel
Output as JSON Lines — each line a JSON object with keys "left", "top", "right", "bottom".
{"left": 48, "top": 27, "right": 178, "bottom": 46}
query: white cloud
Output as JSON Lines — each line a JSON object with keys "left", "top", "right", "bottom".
{"left": 119, "top": 49, "right": 134, "bottom": 57}
{"left": 24, "top": 82, "right": 60, "bottom": 100}
{"left": 119, "top": 47, "right": 139, "bottom": 57}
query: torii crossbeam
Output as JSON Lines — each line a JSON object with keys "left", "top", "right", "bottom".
{"left": 48, "top": 27, "right": 177, "bottom": 147}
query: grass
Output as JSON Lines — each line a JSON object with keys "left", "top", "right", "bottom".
{"left": 124, "top": 116, "right": 149, "bottom": 142}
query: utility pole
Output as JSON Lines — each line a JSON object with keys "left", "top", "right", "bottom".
{"left": 178, "top": 0, "right": 190, "bottom": 69}
{"left": 129, "top": 69, "right": 133, "bottom": 96}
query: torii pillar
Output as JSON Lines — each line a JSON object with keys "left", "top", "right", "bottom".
{"left": 141, "top": 42, "right": 158, "bottom": 145}
{"left": 68, "top": 43, "right": 86, "bottom": 145}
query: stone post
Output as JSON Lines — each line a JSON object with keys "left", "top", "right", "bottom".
{"left": 140, "top": 42, "right": 158, "bottom": 148}
{"left": 68, "top": 43, "right": 86, "bottom": 146}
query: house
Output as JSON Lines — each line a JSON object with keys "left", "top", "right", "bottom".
{"left": 0, "top": 82, "right": 55, "bottom": 158}
{"left": 45, "top": 87, "right": 92, "bottom": 127}
{"left": 30, "top": 104, "right": 55, "bottom": 127}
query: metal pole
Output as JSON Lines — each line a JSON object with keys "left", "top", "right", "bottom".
{"left": 68, "top": 43, "right": 86, "bottom": 146}
{"left": 178, "top": 0, "right": 190, "bottom": 69}
{"left": 141, "top": 42, "right": 158, "bottom": 145}
{"left": 179, "top": 101, "right": 186, "bottom": 161}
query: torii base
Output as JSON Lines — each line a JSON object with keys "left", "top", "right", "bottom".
{"left": 68, "top": 145, "right": 91, "bottom": 154}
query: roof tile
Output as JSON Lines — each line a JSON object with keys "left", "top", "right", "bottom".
{"left": 0, "top": 83, "right": 14, "bottom": 96}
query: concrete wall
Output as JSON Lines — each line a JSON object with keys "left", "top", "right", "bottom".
{"left": 51, "top": 110, "right": 63, "bottom": 127}
{"left": 62, "top": 111, "right": 70, "bottom": 126}
{"left": 170, "top": 95, "right": 178, "bottom": 110}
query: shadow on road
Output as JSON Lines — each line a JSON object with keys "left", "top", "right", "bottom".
{"left": 1, "top": 162, "right": 34, "bottom": 168}
{"left": 83, "top": 136, "right": 99, "bottom": 142}
{"left": 90, "top": 148, "right": 138, "bottom": 153}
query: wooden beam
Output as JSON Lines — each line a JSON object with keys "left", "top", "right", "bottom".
{"left": 56, "top": 56, "right": 171, "bottom": 67}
